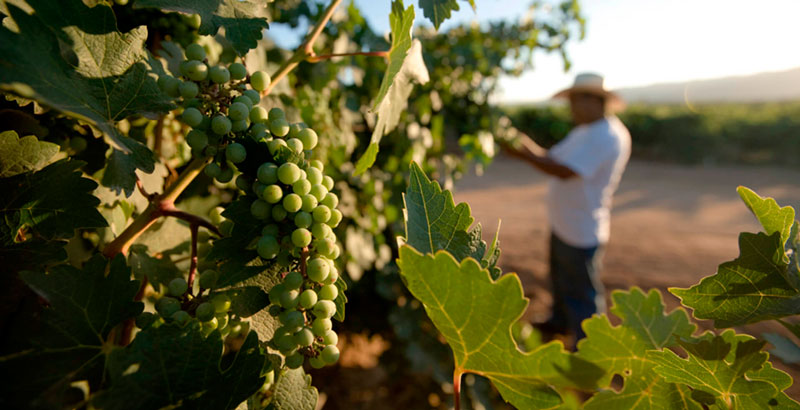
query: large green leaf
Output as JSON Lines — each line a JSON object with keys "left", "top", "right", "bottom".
{"left": 95, "top": 326, "right": 266, "bottom": 410}
{"left": 0, "top": 131, "right": 59, "bottom": 177}
{"left": 648, "top": 330, "right": 799, "bottom": 409}
{"left": 419, "top": 0, "right": 474, "bottom": 30}
{"left": 403, "top": 161, "right": 498, "bottom": 277}
{"left": 0, "top": 255, "right": 143, "bottom": 409}
{"left": 134, "top": 0, "right": 268, "bottom": 55}
{"left": 355, "top": 1, "right": 429, "bottom": 175}
{"left": 0, "top": 0, "right": 173, "bottom": 195}
{"left": 397, "top": 247, "right": 604, "bottom": 409}
{"left": 576, "top": 288, "right": 700, "bottom": 409}
{"left": 270, "top": 368, "right": 319, "bottom": 410}
{"left": 738, "top": 186, "right": 795, "bottom": 249}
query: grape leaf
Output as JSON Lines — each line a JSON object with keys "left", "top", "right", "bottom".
{"left": 648, "top": 329, "right": 799, "bottom": 409}
{"left": 419, "top": 0, "right": 472, "bottom": 30}
{"left": 397, "top": 247, "right": 604, "bottom": 409}
{"left": 96, "top": 326, "right": 266, "bottom": 410}
{"left": 0, "top": 0, "right": 172, "bottom": 195}
{"left": 0, "top": 255, "right": 143, "bottom": 409}
{"left": 270, "top": 368, "right": 319, "bottom": 410}
{"left": 0, "top": 131, "right": 59, "bottom": 177}
{"left": 355, "top": 0, "right": 430, "bottom": 175}
{"left": 671, "top": 189, "right": 800, "bottom": 327}
{"left": 134, "top": 0, "right": 269, "bottom": 56}
{"left": 403, "top": 161, "right": 496, "bottom": 276}
{"left": 738, "top": 186, "right": 795, "bottom": 249}
{"left": 128, "top": 243, "right": 182, "bottom": 287}
{"left": 576, "top": 288, "right": 700, "bottom": 409}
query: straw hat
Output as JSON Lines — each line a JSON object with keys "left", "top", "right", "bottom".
{"left": 553, "top": 73, "right": 625, "bottom": 112}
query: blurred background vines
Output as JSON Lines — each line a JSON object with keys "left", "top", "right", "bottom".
{"left": 0, "top": 0, "right": 584, "bottom": 408}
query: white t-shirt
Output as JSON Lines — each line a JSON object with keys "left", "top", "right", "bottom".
{"left": 546, "top": 116, "right": 631, "bottom": 247}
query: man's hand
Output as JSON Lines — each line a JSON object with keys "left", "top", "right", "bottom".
{"left": 499, "top": 134, "right": 577, "bottom": 179}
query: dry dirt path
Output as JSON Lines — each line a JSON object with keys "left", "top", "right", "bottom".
{"left": 455, "top": 155, "right": 800, "bottom": 398}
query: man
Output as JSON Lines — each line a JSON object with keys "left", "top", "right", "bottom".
{"left": 504, "top": 73, "right": 631, "bottom": 344}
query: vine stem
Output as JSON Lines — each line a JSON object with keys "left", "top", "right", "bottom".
{"left": 261, "top": 0, "right": 343, "bottom": 97}
{"left": 306, "top": 50, "right": 389, "bottom": 63}
{"left": 187, "top": 224, "right": 199, "bottom": 289}
{"left": 453, "top": 370, "right": 462, "bottom": 410}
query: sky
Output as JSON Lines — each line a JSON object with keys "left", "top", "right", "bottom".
{"left": 268, "top": 0, "right": 800, "bottom": 103}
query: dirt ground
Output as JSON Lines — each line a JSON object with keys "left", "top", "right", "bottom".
{"left": 453, "top": 155, "right": 800, "bottom": 399}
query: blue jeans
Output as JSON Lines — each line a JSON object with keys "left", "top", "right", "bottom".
{"left": 546, "top": 232, "right": 606, "bottom": 342}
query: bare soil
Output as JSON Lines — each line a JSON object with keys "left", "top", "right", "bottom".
{"left": 454, "top": 155, "right": 800, "bottom": 399}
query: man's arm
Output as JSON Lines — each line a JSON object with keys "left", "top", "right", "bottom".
{"left": 502, "top": 136, "right": 577, "bottom": 179}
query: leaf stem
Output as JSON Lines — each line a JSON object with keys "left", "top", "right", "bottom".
{"left": 261, "top": 0, "right": 343, "bottom": 96}
{"left": 453, "top": 370, "right": 462, "bottom": 410}
{"left": 306, "top": 50, "right": 389, "bottom": 62}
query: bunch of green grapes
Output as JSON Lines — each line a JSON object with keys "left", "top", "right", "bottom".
{"left": 156, "top": 42, "right": 271, "bottom": 185}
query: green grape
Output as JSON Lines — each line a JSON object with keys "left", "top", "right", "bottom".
{"left": 204, "top": 144, "right": 217, "bottom": 157}
{"left": 301, "top": 194, "right": 318, "bottom": 213}
{"left": 271, "top": 206, "right": 288, "bottom": 222}
{"left": 270, "top": 118, "right": 290, "bottom": 137}
{"left": 179, "top": 60, "right": 192, "bottom": 76}
{"left": 283, "top": 271, "right": 303, "bottom": 290}
{"left": 250, "top": 199, "right": 271, "bottom": 219}
{"left": 158, "top": 75, "right": 175, "bottom": 92}
{"left": 322, "top": 176, "right": 334, "bottom": 191}
{"left": 181, "top": 107, "right": 203, "bottom": 127}
{"left": 216, "top": 167, "right": 234, "bottom": 183}
{"left": 199, "top": 269, "right": 218, "bottom": 289}
{"left": 275, "top": 333, "right": 297, "bottom": 352}
{"left": 212, "top": 294, "right": 231, "bottom": 313}
{"left": 311, "top": 318, "right": 332, "bottom": 336}
{"left": 228, "top": 322, "right": 242, "bottom": 337}
{"left": 243, "top": 89, "right": 261, "bottom": 105}
{"left": 232, "top": 119, "right": 249, "bottom": 132}
{"left": 268, "top": 283, "right": 285, "bottom": 305}
{"left": 307, "top": 258, "right": 330, "bottom": 283}
{"left": 277, "top": 163, "right": 301, "bottom": 185}
{"left": 240, "top": 321, "right": 250, "bottom": 336}
{"left": 306, "top": 167, "right": 323, "bottom": 185}
{"left": 312, "top": 223, "right": 333, "bottom": 240}
{"left": 322, "top": 329, "right": 338, "bottom": 346}
{"left": 297, "top": 128, "right": 318, "bottom": 150}
{"left": 257, "top": 163, "right": 278, "bottom": 184}
{"left": 268, "top": 107, "right": 285, "bottom": 120}
{"left": 286, "top": 138, "right": 304, "bottom": 154}
{"left": 262, "top": 184, "right": 283, "bottom": 204}
{"left": 309, "top": 356, "right": 326, "bottom": 369}
{"left": 229, "top": 62, "right": 247, "bottom": 80}
{"left": 235, "top": 174, "right": 251, "bottom": 191}
{"left": 216, "top": 312, "right": 229, "bottom": 329}
{"left": 211, "top": 115, "right": 232, "bottom": 135}
{"left": 289, "top": 123, "right": 305, "bottom": 138}
{"left": 293, "top": 327, "right": 314, "bottom": 347}
{"left": 250, "top": 70, "right": 271, "bottom": 91}
{"left": 179, "top": 81, "right": 199, "bottom": 99}
{"left": 226, "top": 143, "right": 246, "bottom": 163}
{"left": 135, "top": 312, "right": 158, "bottom": 329}
{"left": 309, "top": 159, "right": 324, "bottom": 170}
{"left": 219, "top": 219, "right": 234, "bottom": 236}
{"left": 321, "top": 192, "right": 338, "bottom": 209}
{"left": 262, "top": 224, "right": 279, "bottom": 236}
{"left": 309, "top": 184, "right": 328, "bottom": 201}
{"left": 263, "top": 368, "right": 275, "bottom": 386}
{"left": 267, "top": 139, "right": 288, "bottom": 156}
{"left": 185, "top": 43, "right": 206, "bottom": 61}
{"left": 299, "top": 289, "right": 318, "bottom": 309}
{"left": 312, "top": 205, "right": 331, "bottom": 223}
{"left": 313, "top": 238, "right": 336, "bottom": 257}
{"left": 186, "top": 129, "right": 208, "bottom": 151}
{"left": 291, "top": 228, "right": 312, "bottom": 248}
{"left": 233, "top": 95, "right": 253, "bottom": 110}
{"left": 209, "top": 66, "right": 230, "bottom": 84}
{"left": 285, "top": 353, "right": 304, "bottom": 369}
{"left": 250, "top": 106, "right": 268, "bottom": 123}
{"left": 294, "top": 211, "right": 312, "bottom": 229}
{"left": 196, "top": 302, "right": 216, "bottom": 322}
{"left": 202, "top": 317, "right": 218, "bottom": 335}
{"left": 282, "top": 193, "right": 302, "bottom": 213}
{"left": 257, "top": 235, "right": 279, "bottom": 259}
{"left": 325, "top": 265, "right": 339, "bottom": 285}
{"left": 318, "top": 284, "right": 338, "bottom": 301}
{"left": 228, "top": 102, "right": 249, "bottom": 121}
{"left": 321, "top": 345, "right": 340, "bottom": 365}
{"left": 250, "top": 123, "right": 269, "bottom": 140}
{"left": 281, "top": 310, "right": 305, "bottom": 330}
{"left": 163, "top": 77, "right": 182, "bottom": 98}
{"left": 280, "top": 289, "right": 299, "bottom": 309}
{"left": 168, "top": 277, "right": 188, "bottom": 297}
{"left": 185, "top": 60, "right": 208, "bottom": 81}
{"left": 170, "top": 310, "right": 191, "bottom": 326}
{"left": 292, "top": 179, "right": 311, "bottom": 195}
{"left": 327, "top": 209, "right": 343, "bottom": 228}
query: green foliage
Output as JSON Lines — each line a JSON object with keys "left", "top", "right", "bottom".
{"left": 0, "top": 130, "right": 58, "bottom": 177}
{"left": 0, "top": 255, "right": 143, "bottom": 409}
{"left": 419, "top": 0, "right": 473, "bottom": 30}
